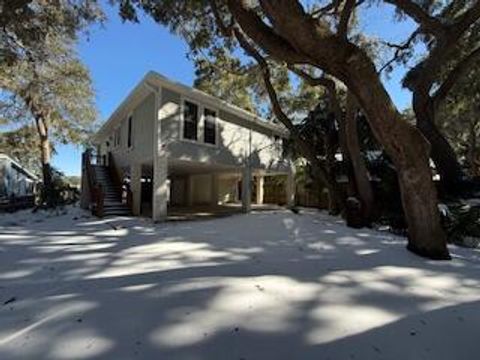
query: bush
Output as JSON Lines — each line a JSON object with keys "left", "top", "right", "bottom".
{"left": 441, "top": 202, "right": 480, "bottom": 248}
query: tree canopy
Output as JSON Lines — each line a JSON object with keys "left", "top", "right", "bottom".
{"left": 0, "top": 0, "right": 103, "bottom": 64}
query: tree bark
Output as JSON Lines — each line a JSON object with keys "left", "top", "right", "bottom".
{"left": 413, "top": 94, "right": 464, "bottom": 193}
{"left": 467, "top": 118, "right": 480, "bottom": 177}
{"left": 35, "top": 116, "right": 55, "bottom": 207}
{"left": 347, "top": 58, "right": 450, "bottom": 259}
{"left": 22, "top": 88, "right": 56, "bottom": 208}
{"left": 345, "top": 93, "right": 374, "bottom": 223}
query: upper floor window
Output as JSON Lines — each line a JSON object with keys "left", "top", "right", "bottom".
{"left": 127, "top": 115, "right": 133, "bottom": 148}
{"left": 274, "top": 135, "right": 282, "bottom": 147}
{"left": 204, "top": 108, "right": 216, "bottom": 145}
{"left": 183, "top": 100, "right": 198, "bottom": 140}
{"left": 114, "top": 128, "right": 121, "bottom": 147}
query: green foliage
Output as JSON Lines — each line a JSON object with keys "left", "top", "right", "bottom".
{"left": 0, "top": 125, "right": 42, "bottom": 174}
{"left": 368, "top": 153, "right": 406, "bottom": 231}
{"left": 36, "top": 167, "right": 80, "bottom": 208}
{"left": 193, "top": 47, "right": 257, "bottom": 113}
{"left": 437, "top": 64, "right": 480, "bottom": 176}
{"left": 64, "top": 176, "right": 81, "bottom": 187}
{"left": 0, "top": 35, "right": 98, "bottom": 148}
{"left": 442, "top": 203, "right": 480, "bottom": 248}
{"left": 0, "top": 0, "right": 103, "bottom": 64}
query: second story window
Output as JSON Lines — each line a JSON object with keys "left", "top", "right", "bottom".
{"left": 127, "top": 115, "right": 133, "bottom": 148}
{"left": 114, "top": 128, "right": 121, "bottom": 147}
{"left": 204, "top": 108, "right": 216, "bottom": 145}
{"left": 183, "top": 100, "right": 198, "bottom": 140}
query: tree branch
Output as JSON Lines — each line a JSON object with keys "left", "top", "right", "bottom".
{"left": 226, "top": 0, "right": 304, "bottom": 64}
{"left": 231, "top": 25, "right": 331, "bottom": 184}
{"left": 311, "top": 0, "right": 342, "bottom": 18}
{"left": 338, "top": 0, "right": 357, "bottom": 39}
{"left": 451, "top": 0, "right": 480, "bottom": 36}
{"left": 287, "top": 65, "right": 344, "bottom": 126}
{"left": 432, "top": 46, "right": 480, "bottom": 110}
{"left": 378, "top": 30, "right": 419, "bottom": 73}
{"left": 287, "top": 65, "right": 334, "bottom": 90}
{"left": 384, "top": 0, "right": 444, "bottom": 36}
{"left": 209, "top": 0, "right": 234, "bottom": 38}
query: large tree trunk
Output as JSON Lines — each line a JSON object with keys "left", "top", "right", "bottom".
{"left": 468, "top": 119, "right": 480, "bottom": 177}
{"left": 346, "top": 58, "right": 450, "bottom": 260}
{"left": 413, "top": 95, "right": 464, "bottom": 193}
{"left": 35, "top": 116, "right": 55, "bottom": 208}
{"left": 345, "top": 93, "right": 374, "bottom": 223}
{"left": 21, "top": 89, "right": 56, "bottom": 208}
{"left": 227, "top": 0, "right": 450, "bottom": 259}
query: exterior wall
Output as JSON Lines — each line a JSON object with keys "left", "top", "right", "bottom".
{"left": 159, "top": 87, "right": 290, "bottom": 173}
{"left": 95, "top": 83, "right": 290, "bottom": 176}
{"left": 98, "top": 93, "right": 156, "bottom": 175}
{"left": 169, "top": 176, "right": 186, "bottom": 206}
{"left": 191, "top": 174, "right": 212, "bottom": 204}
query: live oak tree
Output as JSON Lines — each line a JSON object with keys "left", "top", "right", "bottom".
{"left": 0, "top": 35, "right": 97, "bottom": 207}
{"left": 381, "top": 1, "right": 480, "bottom": 192}
{"left": 0, "top": 1, "right": 101, "bottom": 207}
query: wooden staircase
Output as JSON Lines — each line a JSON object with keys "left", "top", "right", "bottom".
{"left": 82, "top": 150, "right": 131, "bottom": 218}
{"left": 91, "top": 165, "right": 130, "bottom": 216}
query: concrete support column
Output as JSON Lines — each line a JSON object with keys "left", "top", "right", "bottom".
{"left": 211, "top": 174, "right": 219, "bottom": 206}
{"left": 153, "top": 156, "right": 168, "bottom": 221}
{"left": 255, "top": 175, "right": 264, "bottom": 205}
{"left": 187, "top": 175, "right": 195, "bottom": 206}
{"left": 286, "top": 167, "right": 295, "bottom": 207}
{"left": 152, "top": 87, "right": 168, "bottom": 222}
{"left": 131, "top": 163, "right": 142, "bottom": 216}
{"left": 242, "top": 165, "right": 252, "bottom": 213}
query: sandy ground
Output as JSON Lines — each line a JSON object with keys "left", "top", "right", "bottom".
{"left": 0, "top": 206, "right": 479, "bottom": 360}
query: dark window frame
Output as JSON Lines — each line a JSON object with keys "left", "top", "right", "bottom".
{"left": 203, "top": 108, "right": 217, "bottom": 145}
{"left": 183, "top": 100, "right": 198, "bottom": 141}
{"left": 127, "top": 115, "right": 133, "bottom": 148}
{"left": 114, "top": 128, "right": 121, "bottom": 148}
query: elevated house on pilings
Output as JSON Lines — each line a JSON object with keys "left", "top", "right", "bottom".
{"left": 81, "top": 71, "right": 294, "bottom": 219}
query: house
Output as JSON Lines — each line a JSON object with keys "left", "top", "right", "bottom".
{"left": 81, "top": 71, "right": 294, "bottom": 220}
{"left": 0, "top": 154, "right": 38, "bottom": 211}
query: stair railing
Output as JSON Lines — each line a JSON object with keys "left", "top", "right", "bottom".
{"left": 82, "top": 149, "right": 105, "bottom": 217}
{"left": 108, "top": 152, "right": 132, "bottom": 213}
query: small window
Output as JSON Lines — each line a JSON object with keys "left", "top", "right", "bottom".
{"left": 127, "top": 115, "right": 133, "bottom": 148}
{"left": 114, "top": 128, "right": 121, "bottom": 147}
{"left": 274, "top": 135, "right": 282, "bottom": 147}
{"left": 204, "top": 108, "right": 216, "bottom": 145}
{"left": 183, "top": 101, "right": 198, "bottom": 140}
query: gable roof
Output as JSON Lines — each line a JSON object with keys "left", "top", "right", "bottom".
{"left": 93, "top": 71, "right": 288, "bottom": 143}
{"left": 0, "top": 154, "right": 38, "bottom": 180}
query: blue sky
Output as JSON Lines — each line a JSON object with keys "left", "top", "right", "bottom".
{"left": 53, "top": 3, "right": 416, "bottom": 176}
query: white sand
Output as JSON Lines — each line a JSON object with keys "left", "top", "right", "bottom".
{"left": 0, "top": 206, "right": 479, "bottom": 360}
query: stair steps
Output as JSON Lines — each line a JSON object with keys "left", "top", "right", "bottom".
{"left": 92, "top": 165, "right": 131, "bottom": 217}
